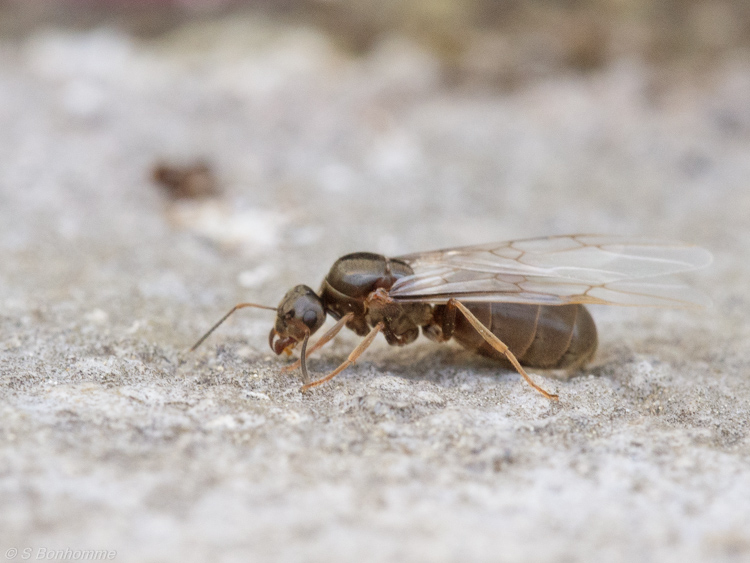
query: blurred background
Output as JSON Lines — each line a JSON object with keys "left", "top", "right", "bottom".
{"left": 2, "top": 0, "right": 747, "bottom": 305}
{"left": 2, "top": 2, "right": 750, "bottom": 562}
{"left": 3, "top": 0, "right": 749, "bottom": 80}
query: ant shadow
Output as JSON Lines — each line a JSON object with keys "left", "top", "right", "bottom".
{"left": 304, "top": 340, "right": 561, "bottom": 387}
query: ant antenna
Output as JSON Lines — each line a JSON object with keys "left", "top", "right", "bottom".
{"left": 190, "top": 302, "right": 276, "bottom": 351}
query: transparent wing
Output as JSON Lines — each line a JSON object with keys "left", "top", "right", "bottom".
{"left": 390, "top": 235, "right": 712, "bottom": 307}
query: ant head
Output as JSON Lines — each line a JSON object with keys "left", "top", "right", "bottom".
{"left": 269, "top": 285, "right": 326, "bottom": 355}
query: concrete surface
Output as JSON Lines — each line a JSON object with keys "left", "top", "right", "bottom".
{"left": 1, "top": 17, "right": 749, "bottom": 563}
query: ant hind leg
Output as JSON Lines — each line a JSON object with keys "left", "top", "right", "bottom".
{"left": 448, "top": 299, "right": 558, "bottom": 401}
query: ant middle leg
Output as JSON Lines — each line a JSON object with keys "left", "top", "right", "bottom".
{"left": 300, "top": 322, "right": 384, "bottom": 392}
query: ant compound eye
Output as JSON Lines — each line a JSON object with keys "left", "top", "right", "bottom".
{"left": 276, "top": 285, "right": 326, "bottom": 336}
{"left": 302, "top": 310, "right": 318, "bottom": 328}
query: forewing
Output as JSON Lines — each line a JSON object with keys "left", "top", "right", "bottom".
{"left": 391, "top": 235, "right": 712, "bottom": 307}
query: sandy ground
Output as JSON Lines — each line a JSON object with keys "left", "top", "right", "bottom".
{"left": 1, "top": 16, "right": 750, "bottom": 563}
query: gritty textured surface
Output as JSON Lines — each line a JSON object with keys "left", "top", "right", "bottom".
{"left": 1, "top": 17, "right": 750, "bottom": 563}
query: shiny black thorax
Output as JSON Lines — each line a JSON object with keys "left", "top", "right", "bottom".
{"left": 319, "top": 253, "right": 433, "bottom": 346}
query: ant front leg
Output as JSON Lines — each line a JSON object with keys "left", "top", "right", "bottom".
{"left": 281, "top": 312, "right": 355, "bottom": 374}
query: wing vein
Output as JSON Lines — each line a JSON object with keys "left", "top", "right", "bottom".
{"left": 391, "top": 235, "right": 711, "bottom": 307}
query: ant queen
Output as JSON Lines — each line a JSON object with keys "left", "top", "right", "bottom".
{"left": 191, "top": 235, "right": 711, "bottom": 400}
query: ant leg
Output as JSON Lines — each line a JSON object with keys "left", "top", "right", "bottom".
{"left": 300, "top": 322, "right": 384, "bottom": 392}
{"left": 449, "top": 299, "right": 559, "bottom": 401}
{"left": 281, "top": 312, "right": 355, "bottom": 374}
{"left": 190, "top": 302, "right": 276, "bottom": 351}
{"left": 424, "top": 302, "right": 458, "bottom": 342}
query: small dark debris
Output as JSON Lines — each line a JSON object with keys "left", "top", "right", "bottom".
{"left": 151, "top": 160, "right": 220, "bottom": 200}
